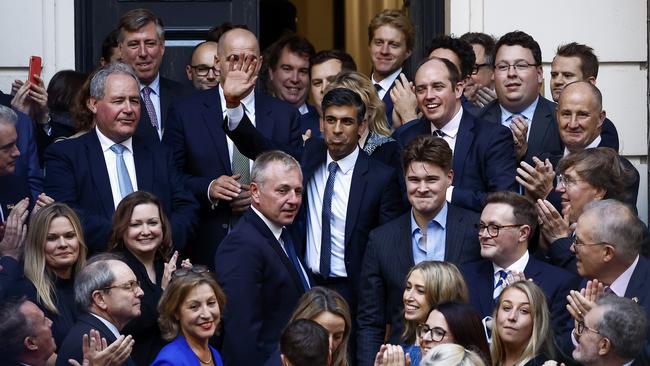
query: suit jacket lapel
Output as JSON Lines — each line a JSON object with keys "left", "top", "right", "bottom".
{"left": 477, "top": 260, "right": 497, "bottom": 316}
{"left": 396, "top": 212, "right": 415, "bottom": 270}
{"left": 452, "top": 114, "right": 475, "bottom": 188}
{"left": 444, "top": 205, "right": 464, "bottom": 263}
{"left": 624, "top": 257, "right": 650, "bottom": 304}
{"left": 523, "top": 256, "right": 542, "bottom": 281}
{"left": 344, "top": 152, "right": 369, "bottom": 247}
{"left": 132, "top": 139, "right": 153, "bottom": 191}
{"left": 526, "top": 97, "right": 552, "bottom": 160}
{"left": 159, "top": 78, "right": 171, "bottom": 126}
{"left": 255, "top": 93, "right": 276, "bottom": 137}
{"left": 201, "top": 90, "right": 231, "bottom": 174}
{"left": 86, "top": 132, "right": 115, "bottom": 218}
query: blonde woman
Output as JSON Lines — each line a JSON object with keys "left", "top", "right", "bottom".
{"left": 421, "top": 344, "right": 486, "bottom": 366}
{"left": 491, "top": 281, "right": 554, "bottom": 366}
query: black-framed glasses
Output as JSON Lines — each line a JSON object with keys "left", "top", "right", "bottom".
{"left": 576, "top": 321, "right": 600, "bottom": 336}
{"left": 171, "top": 265, "right": 210, "bottom": 279}
{"left": 475, "top": 223, "right": 522, "bottom": 238}
{"left": 190, "top": 65, "right": 218, "bottom": 76}
{"left": 494, "top": 62, "right": 539, "bottom": 73}
{"left": 416, "top": 324, "right": 447, "bottom": 342}
{"left": 471, "top": 63, "right": 490, "bottom": 75}
{"left": 100, "top": 280, "right": 140, "bottom": 293}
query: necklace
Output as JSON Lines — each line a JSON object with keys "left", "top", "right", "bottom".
{"left": 195, "top": 351, "right": 212, "bottom": 364}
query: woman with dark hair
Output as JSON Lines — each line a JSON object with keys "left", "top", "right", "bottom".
{"left": 108, "top": 191, "right": 182, "bottom": 365}
{"left": 46, "top": 70, "right": 88, "bottom": 140}
{"left": 418, "top": 302, "right": 491, "bottom": 365}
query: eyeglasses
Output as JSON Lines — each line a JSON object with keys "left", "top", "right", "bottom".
{"left": 171, "top": 265, "right": 210, "bottom": 279}
{"left": 471, "top": 63, "right": 490, "bottom": 75}
{"left": 416, "top": 324, "right": 447, "bottom": 342}
{"left": 190, "top": 65, "right": 218, "bottom": 76}
{"left": 571, "top": 236, "right": 608, "bottom": 250}
{"left": 576, "top": 321, "right": 600, "bottom": 336}
{"left": 556, "top": 174, "right": 584, "bottom": 188}
{"left": 101, "top": 280, "right": 140, "bottom": 293}
{"left": 475, "top": 223, "right": 522, "bottom": 238}
{"left": 494, "top": 62, "right": 538, "bottom": 73}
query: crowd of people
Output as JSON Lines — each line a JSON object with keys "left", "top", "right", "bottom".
{"left": 0, "top": 6, "right": 648, "bottom": 366}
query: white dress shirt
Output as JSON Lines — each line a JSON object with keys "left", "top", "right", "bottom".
{"left": 96, "top": 128, "right": 138, "bottom": 208}
{"left": 372, "top": 67, "right": 402, "bottom": 100}
{"left": 305, "top": 147, "right": 359, "bottom": 277}
{"left": 434, "top": 107, "right": 463, "bottom": 202}
{"left": 140, "top": 73, "right": 162, "bottom": 139}
{"left": 499, "top": 96, "right": 539, "bottom": 141}
{"left": 90, "top": 313, "right": 121, "bottom": 339}
{"left": 492, "top": 250, "right": 529, "bottom": 288}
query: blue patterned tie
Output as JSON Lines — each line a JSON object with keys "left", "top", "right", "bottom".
{"left": 493, "top": 270, "right": 509, "bottom": 301}
{"left": 110, "top": 144, "right": 134, "bottom": 199}
{"left": 282, "top": 229, "right": 310, "bottom": 291}
{"left": 320, "top": 161, "right": 338, "bottom": 277}
{"left": 141, "top": 86, "right": 159, "bottom": 130}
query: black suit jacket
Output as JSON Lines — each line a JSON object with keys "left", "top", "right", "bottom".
{"left": 56, "top": 313, "right": 137, "bottom": 366}
{"left": 163, "top": 88, "right": 301, "bottom": 266}
{"left": 43, "top": 130, "right": 198, "bottom": 253}
{"left": 393, "top": 112, "right": 518, "bottom": 212}
{"left": 135, "top": 76, "right": 194, "bottom": 145}
{"left": 214, "top": 209, "right": 307, "bottom": 366}
{"left": 300, "top": 103, "right": 321, "bottom": 137}
{"left": 356, "top": 207, "right": 481, "bottom": 366}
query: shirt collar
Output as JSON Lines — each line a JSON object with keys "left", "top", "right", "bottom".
{"left": 609, "top": 255, "right": 640, "bottom": 297}
{"left": 500, "top": 96, "right": 539, "bottom": 124}
{"left": 251, "top": 206, "right": 282, "bottom": 241}
{"left": 90, "top": 313, "right": 121, "bottom": 339}
{"left": 326, "top": 145, "right": 359, "bottom": 175}
{"left": 218, "top": 84, "right": 256, "bottom": 116}
{"left": 492, "top": 250, "right": 529, "bottom": 274}
{"left": 95, "top": 128, "right": 133, "bottom": 153}
{"left": 140, "top": 73, "right": 160, "bottom": 95}
{"left": 410, "top": 202, "right": 449, "bottom": 235}
{"left": 298, "top": 103, "right": 309, "bottom": 115}
{"left": 372, "top": 67, "right": 402, "bottom": 92}
{"left": 432, "top": 107, "right": 463, "bottom": 138}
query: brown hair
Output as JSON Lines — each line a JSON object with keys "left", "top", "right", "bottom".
{"left": 401, "top": 135, "right": 453, "bottom": 173}
{"left": 484, "top": 191, "right": 538, "bottom": 235}
{"left": 118, "top": 8, "right": 165, "bottom": 43}
{"left": 368, "top": 9, "right": 415, "bottom": 51}
{"left": 556, "top": 42, "right": 599, "bottom": 79}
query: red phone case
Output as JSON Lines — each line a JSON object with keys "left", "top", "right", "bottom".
{"left": 29, "top": 56, "right": 42, "bottom": 84}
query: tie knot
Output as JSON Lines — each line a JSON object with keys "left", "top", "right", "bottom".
{"left": 433, "top": 129, "right": 445, "bottom": 138}
{"left": 328, "top": 162, "right": 338, "bottom": 174}
{"left": 374, "top": 83, "right": 382, "bottom": 92}
{"left": 110, "top": 144, "right": 126, "bottom": 155}
{"left": 142, "top": 86, "right": 152, "bottom": 97}
{"left": 510, "top": 113, "right": 525, "bottom": 122}
{"left": 498, "top": 270, "right": 509, "bottom": 280}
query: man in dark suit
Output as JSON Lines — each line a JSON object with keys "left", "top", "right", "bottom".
{"left": 57, "top": 257, "right": 142, "bottom": 366}
{"left": 117, "top": 8, "right": 194, "bottom": 144}
{"left": 367, "top": 9, "right": 415, "bottom": 129}
{"left": 357, "top": 135, "right": 481, "bottom": 366}
{"left": 44, "top": 63, "right": 198, "bottom": 253}
{"left": 163, "top": 27, "right": 301, "bottom": 267}
{"left": 564, "top": 199, "right": 650, "bottom": 363}
{"left": 309, "top": 49, "right": 358, "bottom": 120}
{"left": 214, "top": 151, "right": 310, "bottom": 366}
{"left": 393, "top": 57, "right": 517, "bottom": 212}
{"left": 0, "top": 299, "right": 56, "bottom": 366}
{"left": 461, "top": 191, "right": 579, "bottom": 336}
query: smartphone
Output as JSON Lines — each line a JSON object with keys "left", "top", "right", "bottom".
{"left": 28, "top": 56, "right": 42, "bottom": 84}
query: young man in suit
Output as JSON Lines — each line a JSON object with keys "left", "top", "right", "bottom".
{"left": 44, "top": 62, "right": 198, "bottom": 253}
{"left": 118, "top": 8, "right": 194, "bottom": 143}
{"left": 393, "top": 57, "right": 517, "bottom": 212}
{"left": 163, "top": 27, "right": 302, "bottom": 267}
{"left": 461, "top": 191, "right": 579, "bottom": 336}
{"left": 57, "top": 257, "right": 141, "bottom": 366}
{"left": 356, "top": 135, "right": 481, "bottom": 366}
{"left": 214, "top": 151, "right": 310, "bottom": 366}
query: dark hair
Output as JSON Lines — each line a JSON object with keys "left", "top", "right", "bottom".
{"left": 101, "top": 29, "right": 120, "bottom": 64}
{"left": 70, "top": 67, "right": 100, "bottom": 132}
{"left": 426, "top": 35, "right": 476, "bottom": 79}
{"left": 595, "top": 295, "right": 647, "bottom": 360}
{"left": 416, "top": 57, "right": 462, "bottom": 88}
{"left": 47, "top": 70, "right": 88, "bottom": 113}
{"left": 432, "top": 302, "right": 492, "bottom": 365}
{"left": 460, "top": 32, "right": 497, "bottom": 65}
{"left": 556, "top": 42, "right": 599, "bottom": 79}
{"left": 266, "top": 34, "right": 316, "bottom": 71}
{"left": 311, "top": 49, "right": 357, "bottom": 72}
{"left": 0, "top": 297, "right": 30, "bottom": 362}
{"left": 118, "top": 8, "right": 165, "bottom": 43}
{"left": 321, "top": 88, "right": 366, "bottom": 123}
{"left": 205, "top": 22, "right": 249, "bottom": 43}
{"left": 107, "top": 191, "right": 173, "bottom": 261}
{"left": 558, "top": 147, "right": 636, "bottom": 203}
{"left": 484, "top": 191, "right": 538, "bottom": 234}
{"left": 368, "top": 9, "right": 415, "bottom": 51}
{"left": 402, "top": 135, "right": 452, "bottom": 173}
{"left": 281, "top": 319, "right": 330, "bottom": 366}
{"left": 494, "top": 31, "right": 542, "bottom": 66}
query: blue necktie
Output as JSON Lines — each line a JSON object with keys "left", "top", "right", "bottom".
{"left": 282, "top": 228, "right": 310, "bottom": 291}
{"left": 110, "top": 144, "right": 134, "bottom": 199}
{"left": 493, "top": 270, "right": 509, "bottom": 301}
{"left": 320, "top": 162, "right": 338, "bottom": 277}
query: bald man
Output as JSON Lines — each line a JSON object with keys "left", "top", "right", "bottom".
{"left": 186, "top": 41, "right": 220, "bottom": 90}
{"left": 163, "top": 27, "right": 302, "bottom": 268}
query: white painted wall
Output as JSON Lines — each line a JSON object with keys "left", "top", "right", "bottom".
{"left": 450, "top": 0, "right": 649, "bottom": 222}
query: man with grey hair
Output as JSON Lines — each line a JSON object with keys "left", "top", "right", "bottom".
{"left": 44, "top": 62, "right": 198, "bottom": 253}
{"left": 117, "top": 8, "right": 193, "bottom": 142}
{"left": 56, "top": 257, "right": 140, "bottom": 366}
{"left": 573, "top": 295, "right": 647, "bottom": 365}
{"left": 214, "top": 150, "right": 310, "bottom": 366}
{"left": 0, "top": 298, "right": 56, "bottom": 365}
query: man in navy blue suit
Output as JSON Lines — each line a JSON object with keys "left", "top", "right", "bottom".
{"left": 163, "top": 27, "right": 302, "bottom": 267}
{"left": 44, "top": 62, "right": 198, "bottom": 253}
{"left": 214, "top": 151, "right": 310, "bottom": 366}
{"left": 393, "top": 57, "right": 517, "bottom": 212}
{"left": 461, "top": 191, "right": 579, "bottom": 336}
{"left": 357, "top": 135, "right": 481, "bottom": 366}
